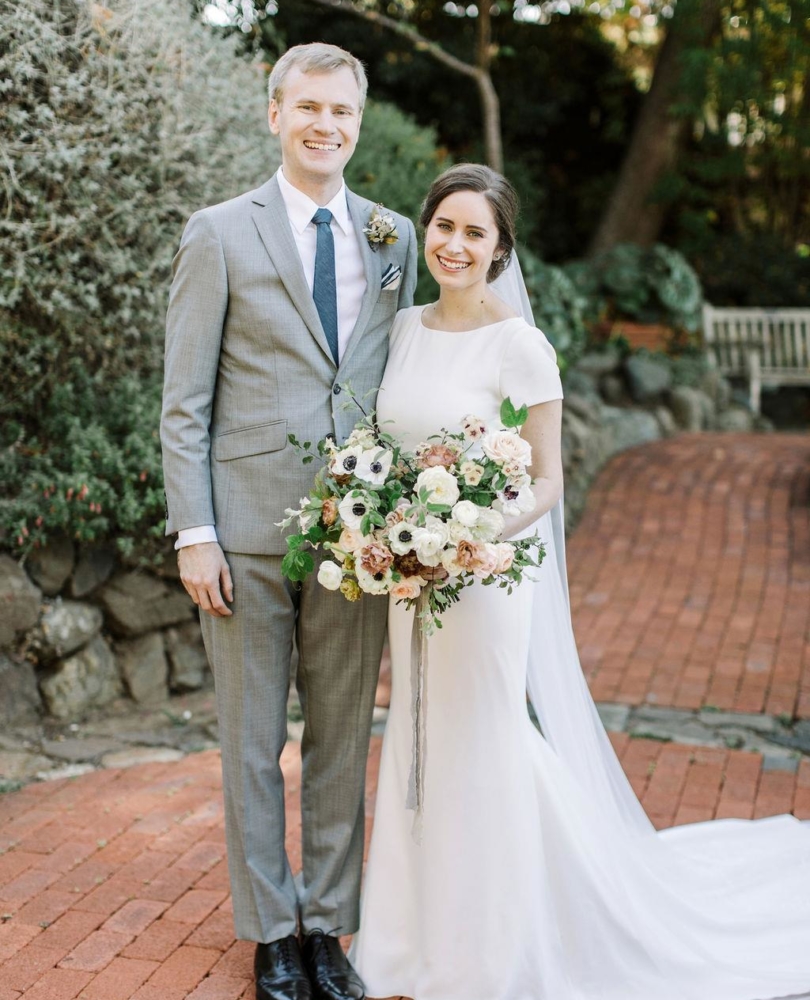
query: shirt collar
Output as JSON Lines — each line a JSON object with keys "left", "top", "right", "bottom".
{"left": 276, "top": 167, "right": 352, "bottom": 237}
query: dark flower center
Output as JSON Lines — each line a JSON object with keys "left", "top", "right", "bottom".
{"left": 370, "top": 461, "right": 383, "bottom": 474}
{"left": 344, "top": 456, "right": 358, "bottom": 471}
{"left": 505, "top": 487, "right": 519, "bottom": 500}
{"left": 352, "top": 502, "right": 366, "bottom": 517}
{"left": 400, "top": 530, "right": 412, "bottom": 542}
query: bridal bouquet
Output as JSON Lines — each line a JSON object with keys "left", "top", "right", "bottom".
{"left": 277, "top": 395, "right": 545, "bottom": 632}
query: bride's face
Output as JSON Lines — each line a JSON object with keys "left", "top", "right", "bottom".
{"left": 424, "top": 190, "right": 502, "bottom": 291}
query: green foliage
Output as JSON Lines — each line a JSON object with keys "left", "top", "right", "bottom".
{"left": 519, "top": 250, "right": 589, "bottom": 369}
{"left": 0, "top": 0, "right": 281, "bottom": 559}
{"left": 565, "top": 244, "right": 704, "bottom": 332}
{"left": 691, "top": 232, "right": 810, "bottom": 307}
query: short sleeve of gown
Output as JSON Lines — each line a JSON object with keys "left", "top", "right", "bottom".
{"left": 500, "top": 321, "right": 564, "bottom": 408}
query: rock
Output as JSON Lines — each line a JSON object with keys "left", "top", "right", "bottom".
{"left": 599, "top": 372, "right": 631, "bottom": 407}
{"left": 25, "top": 538, "right": 75, "bottom": 596}
{"left": 39, "top": 635, "right": 122, "bottom": 719}
{"left": 699, "top": 369, "right": 733, "bottom": 412}
{"left": 40, "top": 736, "right": 124, "bottom": 762}
{"left": 101, "top": 746, "right": 184, "bottom": 769}
{"left": 70, "top": 545, "right": 116, "bottom": 598}
{"left": 596, "top": 703, "right": 631, "bottom": 732}
{"left": 0, "top": 750, "right": 54, "bottom": 782}
{"left": 563, "top": 391, "right": 604, "bottom": 426}
{"left": 37, "top": 763, "right": 96, "bottom": 781}
{"left": 97, "top": 572, "right": 195, "bottom": 636}
{"left": 668, "top": 386, "right": 715, "bottom": 431}
{"left": 601, "top": 407, "right": 661, "bottom": 453}
{"left": 118, "top": 632, "right": 169, "bottom": 704}
{"left": 562, "top": 368, "right": 601, "bottom": 402}
{"left": 623, "top": 354, "right": 673, "bottom": 403}
{"left": 0, "top": 653, "right": 41, "bottom": 724}
{"left": 31, "top": 601, "right": 103, "bottom": 662}
{"left": 654, "top": 405, "right": 678, "bottom": 437}
{"left": 0, "top": 555, "right": 42, "bottom": 649}
{"left": 716, "top": 406, "right": 755, "bottom": 432}
{"left": 165, "top": 622, "right": 209, "bottom": 692}
{"left": 574, "top": 348, "right": 623, "bottom": 379}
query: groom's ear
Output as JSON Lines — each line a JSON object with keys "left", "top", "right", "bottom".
{"left": 268, "top": 100, "right": 281, "bottom": 135}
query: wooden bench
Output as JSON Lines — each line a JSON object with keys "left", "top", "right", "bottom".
{"left": 702, "top": 305, "right": 810, "bottom": 412}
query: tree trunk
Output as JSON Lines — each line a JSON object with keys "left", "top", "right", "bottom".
{"left": 588, "top": 0, "right": 722, "bottom": 255}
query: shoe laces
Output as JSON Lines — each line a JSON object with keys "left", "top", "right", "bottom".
{"left": 275, "top": 934, "right": 299, "bottom": 972}
{"left": 308, "top": 925, "right": 343, "bottom": 972}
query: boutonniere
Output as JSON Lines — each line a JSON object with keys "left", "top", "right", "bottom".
{"left": 363, "top": 204, "right": 399, "bottom": 251}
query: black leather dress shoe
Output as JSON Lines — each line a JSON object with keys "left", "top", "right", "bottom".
{"left": 301, "top": 930, "right": 365, "bottom": 1000}
{"left": 255, "top": 936, "right": 313, "bottom": 1000}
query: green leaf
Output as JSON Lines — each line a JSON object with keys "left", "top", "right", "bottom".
{"left": 500, "top": 397, "right": 529, "bottom": 428}
{"left": 281, "top": 549, "right": 314, "bottom": 582}
{"left": 302, "top": 456, "right": 314, "bottom": 465}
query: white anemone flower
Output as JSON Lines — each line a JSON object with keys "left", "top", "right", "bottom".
{"left": 388, "top": 520, "right": 419, "bottom": 555}
{"left": 355, "top": 447, "right": 393, "bottom": 487}
{"left": 355, "top": 564, "right": 393, "bottom": 595}
{"left": 338, "top": 490, "right": 375, "bottom": 530}
{"left": 494, "top": 484, "right": 537, "bottom": 517}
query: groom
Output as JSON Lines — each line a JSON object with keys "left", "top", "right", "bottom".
{"left": 161, "top": 43, "right": 416, "bottom": 1000}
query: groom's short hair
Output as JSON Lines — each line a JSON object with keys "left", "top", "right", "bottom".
{"left": 268, "top": 43, "right": 368, "bottom": 111}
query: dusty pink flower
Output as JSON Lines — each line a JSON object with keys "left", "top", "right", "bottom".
{"left": 455, "top": 539, "right": 486, "bottom": 572}
{"left": 493, "top": 542, "right": 515, "bottom": 574}
{"left": 416, "top": 443, "right": 460, "bottom": 470}
{"left": 473, "top": 543, "right": 501, "bottom": 578}
{"left": 359, "top": 542, "right": 394, "bottom": 576}
{"left": 321, "top": 497, "right": 339, "bottom": 527}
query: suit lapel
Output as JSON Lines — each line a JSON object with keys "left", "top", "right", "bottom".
{"left": 338, "top": 191, "right": 382, "bottom": 372}
{"left": 251, "top": 177, "right": 335, "bottom": 366}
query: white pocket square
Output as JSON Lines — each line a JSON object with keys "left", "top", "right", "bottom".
{"left": 381, "top": 263, "right": 402, "bottom": 291}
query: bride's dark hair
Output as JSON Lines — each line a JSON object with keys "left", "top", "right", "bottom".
{"left": 419, "top": 164, "right": 518, "bottom": 282}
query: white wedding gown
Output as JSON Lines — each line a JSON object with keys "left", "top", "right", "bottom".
{"left": 350, "top": 305, "right": 810, "bottom": 1000}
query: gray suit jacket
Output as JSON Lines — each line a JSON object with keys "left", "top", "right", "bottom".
{"left": 161, "top": 175, "right": 417, "bottom": 555}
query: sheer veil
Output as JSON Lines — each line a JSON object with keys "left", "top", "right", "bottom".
{"left": 491, "top": 254, "right": 656, "bottom": 838}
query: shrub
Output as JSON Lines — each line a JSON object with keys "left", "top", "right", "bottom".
{"left": 564, "top": 243, "right": 704, "bottom": 333}
{"left": 0, "top": 0, "right": 281, "bottom": 561}
{"left": 519, "top": 250, "right": 589, "bottom": 371}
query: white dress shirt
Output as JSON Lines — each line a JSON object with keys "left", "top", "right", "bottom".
{"left": 176, "top": 168, "right": 367, "bottom": 550}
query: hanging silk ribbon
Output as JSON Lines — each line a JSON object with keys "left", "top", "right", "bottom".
{"left": 405, "top": 586, "right": 430, "bottom": 844}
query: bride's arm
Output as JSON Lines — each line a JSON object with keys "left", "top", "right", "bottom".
{"left": 500, "top": 399, "right": 564, "bottom": 540}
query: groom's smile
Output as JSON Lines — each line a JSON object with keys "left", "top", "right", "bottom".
{"left": 268, "top": 64, "right": 362, "bottom": 201}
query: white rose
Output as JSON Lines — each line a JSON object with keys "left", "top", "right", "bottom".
{"left": 481, "top": 429, "right": 532, "bottom": 467}
{"left": 317, "top": 561, "right": 343, "bottom": 591}
{"left": 355, "top": 564, "right": 393, "bottom": 595}
{"left": 473, "top": 507, "right": 506, "bottom": 542}
{"left": 494, "top": 485, "right": 537, "bottom": 517}
{"left": 338, "top": 490, "right": 374, "bottom": 530}
{"left": 355, "top": 447, "right": 393, "bottom": 487}
{"left": 412, "top": 518, "right": 450, "bottom": 567}
{"left": 451, "top": 500, "right": 480, "bottom": 527}
{"left": 415, "top": 466, "right": 460, "bottom": 507}
{"left": 390, "top": 577, "right": 425, "bottom": 600}
{"left": 448, "top": 520, "right": 473, "bottom": 544}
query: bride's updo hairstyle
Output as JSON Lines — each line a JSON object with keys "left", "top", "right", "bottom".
{"left": 419, "top": 164, "right": 518, "bottom": 282}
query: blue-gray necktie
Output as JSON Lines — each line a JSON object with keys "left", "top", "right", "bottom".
{"left": 312, "top": 208, "right": 339, "bottom": 365}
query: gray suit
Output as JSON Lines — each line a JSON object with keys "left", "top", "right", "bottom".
{"left": 161, "top": 174, "right": 417, "bottom": 941}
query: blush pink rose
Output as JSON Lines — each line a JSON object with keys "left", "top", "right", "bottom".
{"left": 390, "top": 577, "right": 425, "bottom": 600}
{"left": 493, "top": 542, "right": 515, "bottom": 574}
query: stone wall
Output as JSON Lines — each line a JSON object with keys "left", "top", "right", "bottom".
{"left": 0, "top": 545, "right": 208, "bottom": 725}
{"left": 0, "top": 350, "right": 763, "bottom": 723}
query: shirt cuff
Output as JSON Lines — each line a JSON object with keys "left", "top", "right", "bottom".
{"left": 175, "top": 525, "right": 218, "bottom": 550}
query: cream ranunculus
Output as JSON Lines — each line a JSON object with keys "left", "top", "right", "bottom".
{"left": 317, "top": 561, "right": 343, "bottom": 590}
{"left": 448, "top": 520, "right": 473, "bottom": 544}
{"left": 355, "top": 564, "right": 393, "bottom": 595}
{"left": 473, "top": 507, "right": 506, "bottom": 542}
{"left": 412, "top": 517, "right": 450, "bottom": 567}
{"left": 336, "top": 527, "right": 367, "bottom": 557}
{"left": 440, "top": 546, "right": 466, "bottom": 577}
{"left": 390, "top": 577, "right": 426, "bottom": 600}
{"left": 481, "top": 429, "right": 532, "bottom": 467}
{"left": 337, "top": 490, "right": 375, "bottom": 530}
{"left": 493, "top": 542, "right": 515, "bottom": 574}
{"left": 451, "top": 500, "right": 480, "bottom": 527}
{"left": 415, "top": 466, "right": 460, "bottom": 507}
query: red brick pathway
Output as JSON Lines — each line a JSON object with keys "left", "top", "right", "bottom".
{"left": 2, "top": 431, "right": 810, "bottom": 997}
{"left": 568, "top": 433, "right": 810, "bottom": 717}
{"left": 1, "top": 743, "right": 809, "bottom": 999}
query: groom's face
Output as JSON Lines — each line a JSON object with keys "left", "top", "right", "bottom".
{"left": 269, "top": 66, "right": 362, "bottom": 191}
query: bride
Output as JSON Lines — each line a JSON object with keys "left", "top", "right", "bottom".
{"left": 349, "top": 164, "right": 810, "bottom": 1000}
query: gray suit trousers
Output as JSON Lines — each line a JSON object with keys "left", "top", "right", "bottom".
{"left": 200, "top": 552, "right": 387, "bottom": 942}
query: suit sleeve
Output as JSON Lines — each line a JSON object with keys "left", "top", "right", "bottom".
{"left": 160, "top": 210, "right": 227, "bottom": 536}
{"left": 397, "top": 217, "right": 418, "bottom": 310}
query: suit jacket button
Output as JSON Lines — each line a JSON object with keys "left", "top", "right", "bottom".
{"left": 332, "top": 384, "right": 341, "bottom": 395}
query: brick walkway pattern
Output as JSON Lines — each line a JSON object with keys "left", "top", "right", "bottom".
{"left": 1, "top": 432, "right": 809, "bottom": 997}
{"left": 568, "top": 433, "right": 810, "bottom": 717}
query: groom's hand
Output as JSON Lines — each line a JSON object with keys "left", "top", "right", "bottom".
{"left": 178, "top": 542, "right": 234, "bottom": 617}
